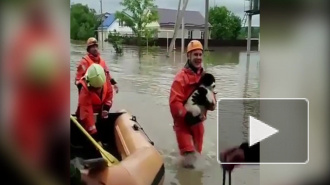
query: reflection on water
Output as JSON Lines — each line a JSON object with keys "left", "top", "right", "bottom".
{"left": 70, "top": 42, "right": 260, "bottom": 185}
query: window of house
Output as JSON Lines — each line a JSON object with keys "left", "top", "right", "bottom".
{"left": 119, "top": 20, "right": 124, "bottom": 27}
{"left": 188, "top": 30, "right": 193, "bottom": 39}
{"left": 201, "top": 31, "right": 204, "bottom": 39}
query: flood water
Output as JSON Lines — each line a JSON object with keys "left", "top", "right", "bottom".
{"left": 70, "top": 42, "right": 260, "bottom": 185}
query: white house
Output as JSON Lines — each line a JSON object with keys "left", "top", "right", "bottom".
{"left": 157, "top": 8, "right": 211, "bottom": 40}
{"left": 97, "top": 8, "right": 212, "bottom": 41}
{"left": 97, "top": 13, "right": 160, "bottom": 40}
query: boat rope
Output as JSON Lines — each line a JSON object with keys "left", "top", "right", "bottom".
{"left": 131, "top": 115, "right": 155, "bottom": 145}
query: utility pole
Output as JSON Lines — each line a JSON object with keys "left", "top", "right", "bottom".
{"left": 100, "top": 0, "right": 104, "bottom": 50}
{"left": 247, "top": 0, "right": 252, "bottom": 55}
{"left": 166, "top": 0, "right": 189, "bottom": 57}
{"left": 204, "top": 0, "right": 209, "bottom": 50}
{"left": 166, "top": 0, "right": 181, "bottom": 57}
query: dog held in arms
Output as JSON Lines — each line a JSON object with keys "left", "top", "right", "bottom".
{"left": 185, "top": 73, "right": 216, "bottom": 119}
{"left": 182, "top": 73, "right": 216, "bottom": 168}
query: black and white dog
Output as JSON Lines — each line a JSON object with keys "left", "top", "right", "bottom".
{"left": 185, "top": 73, "right": 216, "bottom": 119}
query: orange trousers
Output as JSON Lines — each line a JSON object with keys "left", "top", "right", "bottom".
{"left": 173, "top": 122, "right": 204, "bottom": 155}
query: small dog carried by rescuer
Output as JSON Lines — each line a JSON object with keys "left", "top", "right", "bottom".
{"left": 185, "top": 73, "right": 217, "bottom": 119}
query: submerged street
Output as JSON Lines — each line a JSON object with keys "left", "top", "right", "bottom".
{"left": 71, "top": 42, "right": 260, "bottom": 185}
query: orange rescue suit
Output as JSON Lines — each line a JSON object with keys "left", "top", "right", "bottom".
{"left": 169, "top": 64, "right": 210, "bottom": 155}
{"left": 6, "top": 23, "right": 69, "bottom": 170}
{"left": 76, "top": 79, "right": 113, "bottom": 134}
{"left": 75, "top": 53, "right": 114, "bottom": 90}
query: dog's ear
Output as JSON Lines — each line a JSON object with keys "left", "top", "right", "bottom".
{"left": 199, "top": 73, "right": 215, "bottom": 87}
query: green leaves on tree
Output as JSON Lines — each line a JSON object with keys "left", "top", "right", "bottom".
{"left": 70, "top": 3, "right": 100, "bottom": 41}
{"left": 209, "top": 6, "right": 242, "bottom": 40}
{"left": 115, "top": 0, "right": 159, "bottom": 46}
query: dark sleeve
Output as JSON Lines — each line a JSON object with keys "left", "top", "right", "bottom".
{"left": 110, "top": 78, "right": 117, "bottom": 85}
{"left": 239, "top": 142, "right": 260, "bottom": 163}
{"left": 103, "top": 105, "right": 111, "bottom": 111}
{"left": 76, "top": 83, "right": 82, "bottom": 93}
{"left": 90, "top": 132, "right": 100, "bottom": 142}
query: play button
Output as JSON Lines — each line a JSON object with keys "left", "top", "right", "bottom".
{"left": 217, "top": 98, "right": 309, "bottom": 164}
{"left": 249, "top": 116, "right": 279, "bottom": 147}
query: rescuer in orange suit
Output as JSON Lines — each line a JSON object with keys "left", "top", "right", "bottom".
{"left": 4, "top": 1, "right": 69, "bottom": 181}
{"left": 169, "top": 40, "right": 216, "bottom": 168}
{"left": 76, "top": 63, "right": 113, "bottom": 140}
{"left": 75, "top": 37, "right": 119, "bottom": 94}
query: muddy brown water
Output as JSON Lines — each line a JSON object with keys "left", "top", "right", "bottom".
{"left": 70, "top": 42, "right": 260, "bottom": 185}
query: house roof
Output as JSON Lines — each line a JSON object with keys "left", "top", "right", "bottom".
{"left": 97, "top": 12, "right": 111, "bottom": 18}
{"left": 157, "top": 8, "right": 212, "bottom": 28}
{"left": 98, "top": 8, "right": 211, "bottom": 29}
{"left": 96, "top": 12, "right": 111, "bottom": 21}
{"left": 98, "top": 13, "right": 116, "bottom": 29}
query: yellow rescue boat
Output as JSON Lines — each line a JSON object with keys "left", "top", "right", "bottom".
{"left": 70, "top": 110, "right": 165, "bottom": 185}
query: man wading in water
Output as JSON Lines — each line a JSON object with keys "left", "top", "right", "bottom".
{"left": 169, "top": 40, "right": 216, "bottom": 168}
{"left": 75, "top": 37, "right": 119, "bottom": 94}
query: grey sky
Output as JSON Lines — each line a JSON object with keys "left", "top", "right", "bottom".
{"left": 71, "top": 0, "right": 260, "bottom": 26}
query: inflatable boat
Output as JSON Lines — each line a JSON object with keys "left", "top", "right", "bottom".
{"left": 70, "top": 110, "right": 165, "bottom": 185}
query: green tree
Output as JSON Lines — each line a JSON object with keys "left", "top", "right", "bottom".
{"left": 115, "top": 0, "right": 159, "bottom": 46}
{"left": 209, "top": 6, "right": 242, "bottom": 40}
{"left": 238, "top": 27, "right": 260, "bottom": 39}
{"left": 70, "top": 3, "right": 100, "bottom": 41}
{"left": 141, "top": 28, "right": 158, "bottom": 45}
{"left": 108, "top": 31, "right": 123, "bottom": 53}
